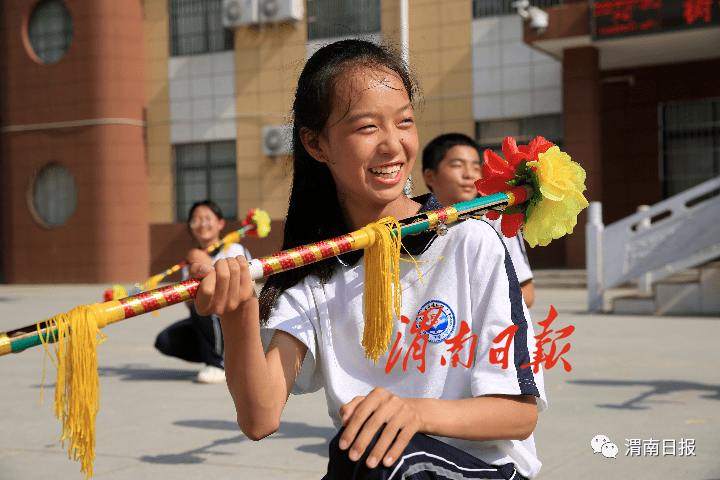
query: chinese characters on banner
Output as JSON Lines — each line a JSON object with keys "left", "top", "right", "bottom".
{"left": 490, "top": 306, "right": 574, "bottom": 372}
{"left": 385, "top": 314, "right": 477, "bottom": 374}
{"left": 384, "top": 305, "right": 573, "bottom": 374}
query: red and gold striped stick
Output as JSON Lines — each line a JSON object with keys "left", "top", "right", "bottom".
{"left": 105, "top": 209, "right": 271, "bottom": 301}
{"left": 1, "top": 281, "right": 200, "bottom": 356}
{"left": 1, "top": 188, "right": 522, "bottom": 357}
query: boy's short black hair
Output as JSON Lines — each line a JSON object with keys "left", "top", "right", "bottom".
{"left": 422, "top": 133, "right": 481, "bottom": 172}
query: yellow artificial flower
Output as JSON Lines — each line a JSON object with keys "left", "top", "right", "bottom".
{"left": 524, "top": 146, "right": 589, "bottom": 247}
{"left": 252, "top": 209, "right": 272, "bottom": 238}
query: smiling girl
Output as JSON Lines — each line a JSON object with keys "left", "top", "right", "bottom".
{"left": 154, "top": 200, "right": 251, "bottom": 384}
{"left": 189, "top": 40, "right": 547, "bottom": 479}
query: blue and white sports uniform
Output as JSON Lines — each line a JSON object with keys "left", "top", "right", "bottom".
{"left": 483, "top": 217, "right": 533, "bottom": 286}
{"left": 265, "top": 194, "right": 547, "bottom": 479}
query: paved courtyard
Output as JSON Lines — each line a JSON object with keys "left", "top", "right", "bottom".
{"left": 1, "top": 283, "right": 718, "bottom": 479}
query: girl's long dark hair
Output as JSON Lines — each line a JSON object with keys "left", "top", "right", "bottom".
{"left": 258, "top": 39, "right": 420, "bottom": 323}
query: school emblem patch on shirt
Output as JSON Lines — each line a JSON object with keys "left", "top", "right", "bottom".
{"left": 414, "top": 300, "right": 456, "bottom": 343}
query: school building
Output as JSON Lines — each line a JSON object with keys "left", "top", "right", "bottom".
{"left": 1, "top": 0, "right": 718, "bottom": 283}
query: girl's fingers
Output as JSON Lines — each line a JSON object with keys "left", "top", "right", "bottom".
{"left": 190, "top": 257, "right": 253, "bottom": 317}
{"left": 339, "top": 396, "right": 365, "bottom": 427}
{"left": 212, "top": 259, "right": 231, "bottom": 315}
{"left": 375, "top": 413, "right": 421, "bottom": 468}
{"left": 338, "top": 387, "right": 424, "bottom": 469}
{"left": 235, "top": 255, "right": 256, "bottom": 301}
{"left": 365, "top": 418, "right": 400, "bottom": 468}
{"left": 338, "top": 396, "right": 373, "bottom": 453}
{"left": 350, "top": 400, "right": 396, "bottom": 463}
{"left": 224, "top": 257, "right": 242, "bottom": 312}
{"left": 191, "top": 263, "right": 216, "bottom": 315}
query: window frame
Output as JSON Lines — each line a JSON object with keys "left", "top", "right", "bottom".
{"left": 169, "top": 0, "right": 234, "bottom": 57}
{"left": 306, "top": 0, "right": 382, "bottom": 41}
{"left": 659, "top": 97, "right": 720, "bottom": 199}
{"left": 26, "top": 0, "right": 74, "bottom": 65}
{"left": 475, "top": 113, "right": 564, "bottom": 160}
{"left": 175, "top": 140, "right": 238, "bottom": 222}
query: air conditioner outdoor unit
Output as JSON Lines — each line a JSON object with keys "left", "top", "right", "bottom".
{"left": 262, "top": 124, "right": 293, "bottom": 156}
{"left": 258, "top": 0, "right": 303, "bottom": 23}
{"left": 222, "top": 0, "right": 259, "bottom": 28}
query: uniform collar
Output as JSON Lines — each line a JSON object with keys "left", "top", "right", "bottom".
{"left": 337, "top": 193, "right": 443, "bottom": 267}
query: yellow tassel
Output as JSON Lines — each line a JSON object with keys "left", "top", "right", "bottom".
{"left": 361, "top": 218, "right": 402, "bottom": 364}
{"left": 142, "top": 275, "right": 162, "bottom": 293}
{"left": 222, "top": 230, "right": 242, "bottom": 253}
{"left": 39, "top": 306, "right": 107, "bottom": 478}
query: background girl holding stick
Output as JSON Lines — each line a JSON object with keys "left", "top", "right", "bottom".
{"left": 155, "top": 200, "right": 251, "bottom": 384}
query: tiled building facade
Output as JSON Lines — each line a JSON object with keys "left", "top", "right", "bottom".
{"left": 1, "top": 0, "right": 718, "bottom": 282}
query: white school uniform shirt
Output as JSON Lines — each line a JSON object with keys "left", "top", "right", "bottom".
{"left": 265, "top": 194, "right": 547, "bottom": 479}
{"left": 483, "top": 217, "right": 533, "bottom": 284}
{"left": 181, "top": 243, "right": 251, "bottom": 280}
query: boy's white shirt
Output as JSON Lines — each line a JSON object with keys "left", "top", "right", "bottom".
{"left": 483, "top": 217, "right": 533, "bottom": 284}
{"left": 265, "top": 219, "right": 547, "bottom": 479}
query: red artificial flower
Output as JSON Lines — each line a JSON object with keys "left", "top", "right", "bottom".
{"left": 475, "top": 137, "right": 522, "bottom": 197}
{"left": 518, "top": 136, "right": 554, "bottom": 163}
{"left": 474, "top": 136, "right": 555, "bottom": 238}
{"left": 241, "top": 208, "right": 259, "bottom": 237}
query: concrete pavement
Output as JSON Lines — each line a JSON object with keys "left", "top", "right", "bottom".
{"left": 1, "top": 283, "right": 719, "bottom": 479}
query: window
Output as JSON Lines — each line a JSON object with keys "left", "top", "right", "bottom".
{"left": 28, "top": 163, "right": 78, "bottom": 228}
{"left": 476, "top": 113, "right": 563, "bottom": 158}
{"left": 307, "top": 0, "right": 381, "bottom": 40}
{"left": 170, "top": 0, "right": 233, "bottom": 56}
{"left": 176, "top": 141, "right": 238, "bottom": 222}
{"left": 27, "top": 0, "right": 74, "bottom": 64}
{"left": 660, "top": 97, "right": 720, "bottom": 199}
{"left": 473, "top": 0, "right": 562, "bottom": 19}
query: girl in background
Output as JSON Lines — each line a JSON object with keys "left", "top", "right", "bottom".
{"left": 155, "top": 200, "right": 251, "bottom": 384}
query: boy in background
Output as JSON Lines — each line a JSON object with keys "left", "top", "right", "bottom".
{"left": 422, "top": 133, "right": 535, "bottom": 307}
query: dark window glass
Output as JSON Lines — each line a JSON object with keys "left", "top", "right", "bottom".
{"left": 31, "top": 163, "right": 77, "bottom": 227}
{"left": 660, "top": 97, "right": 720, "bottom": 198}
{"left": 476, "top": 113, "right": 563, "bottom": 160}
{"left": 307, "top": 0, "right": 381, "bottom": 40}
{"left": 27, "top": 0, "right": 74, "bottom": 64}
{"left": 170, "top": 0, "right": 234, "bottom": 56}
{"left": 176, "top": 141, "right": 238, "bottom": 221}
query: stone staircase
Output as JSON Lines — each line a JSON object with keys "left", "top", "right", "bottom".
{"left": 612, "top": 261, "right": 720, "bottom": 315}
{"left": 531, "top": 269, "right": 587, "bottom": 289}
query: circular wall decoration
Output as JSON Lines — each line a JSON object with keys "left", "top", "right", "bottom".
{"left": 28, "top": 163, "right": 78, "bottom": 228}
{"left": 27, "top": 0, "right": 74, "bottom": 65}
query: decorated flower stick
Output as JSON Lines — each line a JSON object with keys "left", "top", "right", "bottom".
{"left": 104, "top": 209, "right": 271, "bottom": 301}
{"left": 0, "top": 182, "right": 535, "bottom": 358}
{"left": 2, "top": 135, "right": 588, "bottom": 359}
{"left": 476, "top": 136, "right": 588, "bottom": 246}
{"left": 0, "top": 136, "right": 587, "bottom": 479}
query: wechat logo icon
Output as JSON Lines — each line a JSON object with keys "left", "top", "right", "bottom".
{"left": 591, "top": 435, "right": 618, "bottom": 459}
